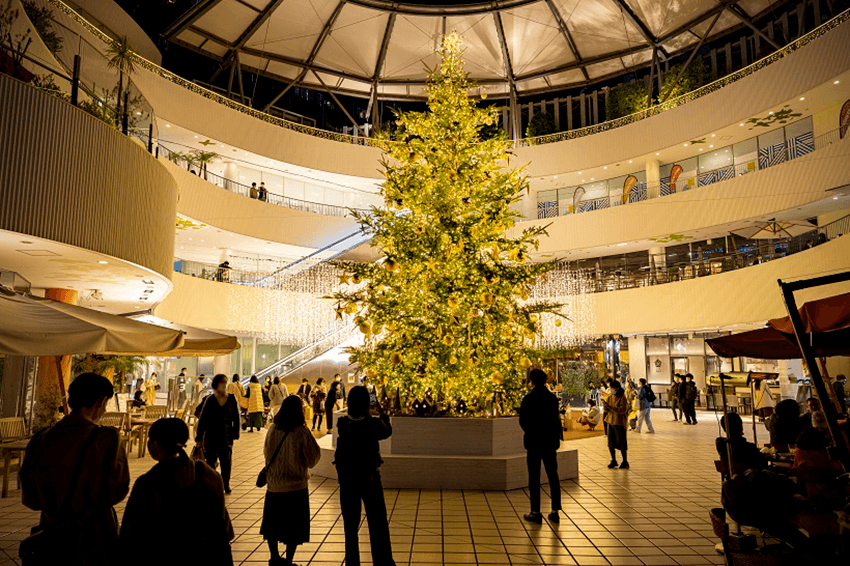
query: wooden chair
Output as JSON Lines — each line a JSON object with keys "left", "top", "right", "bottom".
{"left": 142, "top": 406, "right": 167, "bottom": 420}
{"left": 99, "top": 412, "right": 131, "bottom": 449}
{"left": 0, "top": 417, "right": 27, "bottom": 443}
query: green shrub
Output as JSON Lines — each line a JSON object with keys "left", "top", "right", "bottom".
{"left": 605, "top": 80, "right": 649, "bottom": 120}
{"left": 525, "top": 111, "right": 556, "bottom": 141}
{"left": 659, "top": 58, "right": 709, "bottom": 102}
{"left": 22, "top": 0, "right": 62, "bottom": 54}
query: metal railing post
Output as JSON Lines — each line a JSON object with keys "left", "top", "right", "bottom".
{"left": 147, "top": 123, "right": 153, "bottom": 153}
{"left": 122, "top": 92, "right": 130, "bottom": 135}
{"left": 70, "top": 55, "right": 80, "bottom": 106}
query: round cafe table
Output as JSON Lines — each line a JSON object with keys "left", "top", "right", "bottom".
{"left": 129, "top": 417, "right": 157, "bottom": 457}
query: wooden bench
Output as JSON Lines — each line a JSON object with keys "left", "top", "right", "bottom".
{"left": 0, "top": 417, "right": 27, "bottom": 443}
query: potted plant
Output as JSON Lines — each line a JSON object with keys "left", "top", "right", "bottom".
{"left": 105, "top": 36, "right": 135, "bottom": 120}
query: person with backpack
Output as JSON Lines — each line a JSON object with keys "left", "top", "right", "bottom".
{"left": 683, "top": 373, "right": 699, "bottom": 425}
{"left": 635, "top": 378, "right": 656, "bottom": 434}
{"left": 335, "top": 386, "right": 395, "bottom": 566}
{"left": 261, "top": 396, "right": 320, "bottom": 566}
{"left": 311, "top": 378, "right": 326, "bottom": 431}
{"left": 119, "top": 419, "right": 234, "bottom": 565}
{"left": 19, "top": 373, "right": 130, "bottom": 566}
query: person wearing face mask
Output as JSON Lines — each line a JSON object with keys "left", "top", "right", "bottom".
{"left": 195, "top": 374, "right": 241, "bottom": 494}
{"left": 19, "top": 373, "right": 130, "bottom": 566}
{"left": 120, "top": 418, "right": 234, "bottom": 565}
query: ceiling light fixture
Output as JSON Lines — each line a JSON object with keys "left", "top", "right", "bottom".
{"left": 655, "top": 152, "right": 660, "bottom": 156}
{"left": 165, "top": 124, "right": 171, "bottom": 128}
{"left": 97, "top": 260, "right": 108, "bottom": 264}
{"left": 835, "top": 80, "right": 841, "bottom": 84}
{"left": 799, "top": 97, "right": 805, "bottom": 101}
{"left": 739, "top": 123, "right": 744, "bottom": 126}
{"left": 711, "top": 134, "right": 716, "bottom": 138}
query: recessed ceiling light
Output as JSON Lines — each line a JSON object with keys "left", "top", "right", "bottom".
{"left": 799, "top": 97, "right": 805, "bottom": 101}
{"left": 135, "top": 111, "right": 142, "bottom": 116}
{"left": 683, "top": 143, "right": 688, "bottom": 147}
{"left": 97, "top": 260, "right": 108, "bottom": 264}
{"left": 194, "top": 135, "right": 199, "bottom": 139}
{"left": 768, "top": 111, "right": 774, "bottom": 115}
{"left": 553, "top": 175, "right": 557, "bottom": 179}
{"left": 834, "top": 80, "right": 840, "bottom": 84}
{"left": 165, "top": 124, "right": 171, "bottom": 128}
{"left": 133, "top": 306, "right": 140, "bottom": 309}
{"left": 578, "top": 171, "right": 582, "bottom": 174}
{"left": 834, "top": 196, "right": 840, "bottom": 200}
{"left": 709, "top": 145, "right": 714, "bottom": 148}
{"left": 699, "top": 148, "right": 703, "bottom": 152}
{"left": 711, "top": 134, "right": 716, "bottom": 137}
{"left": 628, "top": 160, "right": 633, "bottom": 163}
{"left": 617, "top": 243, "right": 628, "bottom": 246}
{"left": 655, "top": 152, "right": 660, "bottom": 156}
{"left": 581, "top": 179, "right": 586, "bottom": 182}
{"left": 739, "top": 123, "right": 744, "bottom": 126}
{"left": 603, "top": 166, "right": 607, "bottom": 170}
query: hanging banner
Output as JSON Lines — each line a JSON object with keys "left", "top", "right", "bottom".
{"left": 622, "top": 175, "right": 637, "bottom": 205}
{"left": 840, "top": 99, "right": 850, "bottom": 139}
{"left": 572, "top": 187, "right": 585, "bottom": 213}
{"left": 669, "top": 165, "right": 683, "bottom": 194}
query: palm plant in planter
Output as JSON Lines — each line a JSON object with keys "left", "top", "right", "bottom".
{"left": 105, "top": 36, "right": 136, "bottom": 120}
{"left": 73, "top": 354, "right": 147, "bottom": 391}
{"left": 191, "top": 150, "right": 217, "bottom": 180}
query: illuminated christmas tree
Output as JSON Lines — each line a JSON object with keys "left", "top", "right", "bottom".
{"left": 335, "top": 34, "right": 557, "bottom": 413}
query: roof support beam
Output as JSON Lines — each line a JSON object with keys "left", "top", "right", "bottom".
{"left": 494, "top": 12, "right": 520, "bottom": 139}
{"left": 544, "top": 0, "right": 588, "bottom": 81}
{"left": 612, "top": 0, "right": 667, "bottom": 58}
{"left": 209, "top": 0, "right": 287, "bottom": 83}
{"left": 646, "top": 46, "right": 656, "bottom": 104}
{"left": 311, "top": 71, "right": 368, "bottom": 137}
{"left": 260, "top": 0, "right": 347, "bottom": 111}
{"left": 162, "top": 0, "right": 223, "bottom": 41}
{"left": 726, "top": 3, "right": 782, "bottom": 50}
{"left": 660, "top": 9, "right": 722, "bottom": 103}
{"left": 370, "top": 13, "right": 396, "bottom": 130}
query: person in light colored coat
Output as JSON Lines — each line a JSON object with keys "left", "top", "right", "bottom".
{"left": 269, "top": 376, "right": 289, "bottom": 418}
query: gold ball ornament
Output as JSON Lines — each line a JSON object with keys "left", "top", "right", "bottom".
{"left": 529, "top": 314, "right": 538, "bottom": 323}
{"left": 520, "top": 357, "right": 532, "bottom": 369}
{"left": 358, "top": 322, "right": 372, "bottom": 335}
{"left": 344, "top": 303, "right": 358, "bottom": 314}
{"left": 351, "top": 274, "right": 362, "bottom": 285}
{"left": 449, "top": 355, "right": 458, "bottom": 365}
{"left": 384, "top": 258, "right": 399, "bottom": 272}
{"left": 555, "top": 319, "right": 563, "bottom": 327}
{"left": 490, "top": 371, "right": 504, "bottom": 384}
{"left": 480, "top": 91, "right": 488, "bottom": 100}
{"left": 481, "top": 293, "right": 495, "bottom": 305}
{"left": 390, "top": 352, "right": 403, "bottom": 365}
{"left": 443, "top": 334, "right": 455, "bottom": 346}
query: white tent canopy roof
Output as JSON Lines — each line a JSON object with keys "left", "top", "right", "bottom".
{"left": 165, "top": 0, "right": 780, "bottom": 99}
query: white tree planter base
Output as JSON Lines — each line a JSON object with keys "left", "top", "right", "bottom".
{"left": 313, "top": 415, "right": 579, "bottom": 490}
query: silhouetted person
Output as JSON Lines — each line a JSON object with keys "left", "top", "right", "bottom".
{"left": 20, "top": 373, "right": 130, "bottom": 566}
{"left": 716, "top": 412, "right": 767, "bottom": 472}
{"left": 195, "top": 373, "right": 241, "bottom": 494}
{"left": 262, "top": 396, "right": 320, "bottom": 566}
{"left": 334, "top": 386, "right": 394, "bottom": 566}
{"left": 216, "top": 261, "right": 232, "bottom": 282}
{"left": 520, "top": 368, "right": 563, "bottom": 524}
{"left": 326, "top": 381, "right": 341, "bottom": 432}
{"left": 120, "top": 418, "right": 234, "bottom": 565}
{"left": 603, "top": 379, "right": 629, "bottom": 468}
{"left": 834, "top": 374, "right": 847, "bottom": 415}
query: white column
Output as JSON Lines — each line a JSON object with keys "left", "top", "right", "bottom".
{"left": 251, "top": 336, "right": 257, "bottom": 376}
{"left": 222, "top": 161, "right": 239, "bottom": 192}
{"left": 645, "top": 158, "right": 660, "bottom": 199}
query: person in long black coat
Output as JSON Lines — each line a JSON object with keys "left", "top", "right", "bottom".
{"left": 519, "top": 368, "right": 563, "bottom": 524}
{"left": 195, "top": 373, "right": 241, "bottom": 494}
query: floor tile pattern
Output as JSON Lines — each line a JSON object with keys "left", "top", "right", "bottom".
{"left": 0, "top": 410, "right": 747, "bottom": 565}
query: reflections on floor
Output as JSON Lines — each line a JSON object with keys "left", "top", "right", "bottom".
{"left": 0, "top": 410, "right": 738, "bottom": 565}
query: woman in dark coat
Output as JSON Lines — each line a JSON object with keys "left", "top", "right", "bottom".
{"left": 325, "top": 381, "right": 340, "bottom": 432}
{"left": 195, "top": 373, "right": 241, "bottom": 493}
{"left": 120, "top": 418, "right": 234, "bottom": 565}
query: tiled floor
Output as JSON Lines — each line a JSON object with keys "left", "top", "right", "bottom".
{"left": 0, "top": 410, "right": 751, "bottom": 565}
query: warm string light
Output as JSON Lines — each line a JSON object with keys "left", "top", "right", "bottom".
{"left": 528, "top": 264, "right": 596, "bottom": 349}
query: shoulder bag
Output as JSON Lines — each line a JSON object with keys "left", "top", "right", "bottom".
{"left": 256, "top": 428, "right": 290, "bottom": 488}
{"left": 192, "top": 395, "right": 212, "bottom": 461}
{"left": 19, "top": 428, "right": 101, "bottom": 565}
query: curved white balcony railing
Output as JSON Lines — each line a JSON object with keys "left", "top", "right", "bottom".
{"left": 533, "top": 127, "right": 842, "bottom": 220}
{"left": 45, "top": 0, "right": 850, "bottom": 148}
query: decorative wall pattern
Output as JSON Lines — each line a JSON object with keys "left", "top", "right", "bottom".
{"left": 0, "top": 75, "right": 177, "bottom": 279}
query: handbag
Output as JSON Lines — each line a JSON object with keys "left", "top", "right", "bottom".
{"left": 256, "top": 429, "right": 289, "bottom": 488}
{"left": 19, "top": 429, "right": 101, "bottom": 565}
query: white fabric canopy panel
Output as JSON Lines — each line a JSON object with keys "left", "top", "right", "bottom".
{"left": 165, "top": 0, "right": 785, "bottom": 99}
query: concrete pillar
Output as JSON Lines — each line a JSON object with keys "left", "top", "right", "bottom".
{"left": 579, "top": 92, "right": 586, "bottom": 127}
{"left": 213, "top": 354, "right": 231, "bottom": 376}
{"left": 553, "top": 99, "right": 559, "bottom": 130}
{"left": 565, "top": 95, "right": 572, "bottom": 130}
{"left": 649, "top": 245, "right": 666, "bottom": 283}
{"left": 37, "top": 288, "right": 78, "bottom": 415}
{"left": 645, "top": 158, "right": 660, "bottom": 199}
{"left": 222, "top": 161, "right": 239, "bottom": 191}
{"left": 251, "top": 336, "right": 257, "bottom": 376}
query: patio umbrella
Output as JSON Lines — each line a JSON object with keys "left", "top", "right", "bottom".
{"left": 0, "top": 287, "right": 184, "bottom": 356}
{"left": 731, "top": 219, "right": 815, "bottom": 239}
{"left": 126, "top": 314, "right": 240, "bottom": 356}
{"left": 706, "top": 326, "right": 850, "bottom": 359}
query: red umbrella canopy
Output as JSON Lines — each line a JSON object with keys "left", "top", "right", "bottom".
{"left": 768, "top": 292, "right": 850, "bottom": 334}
